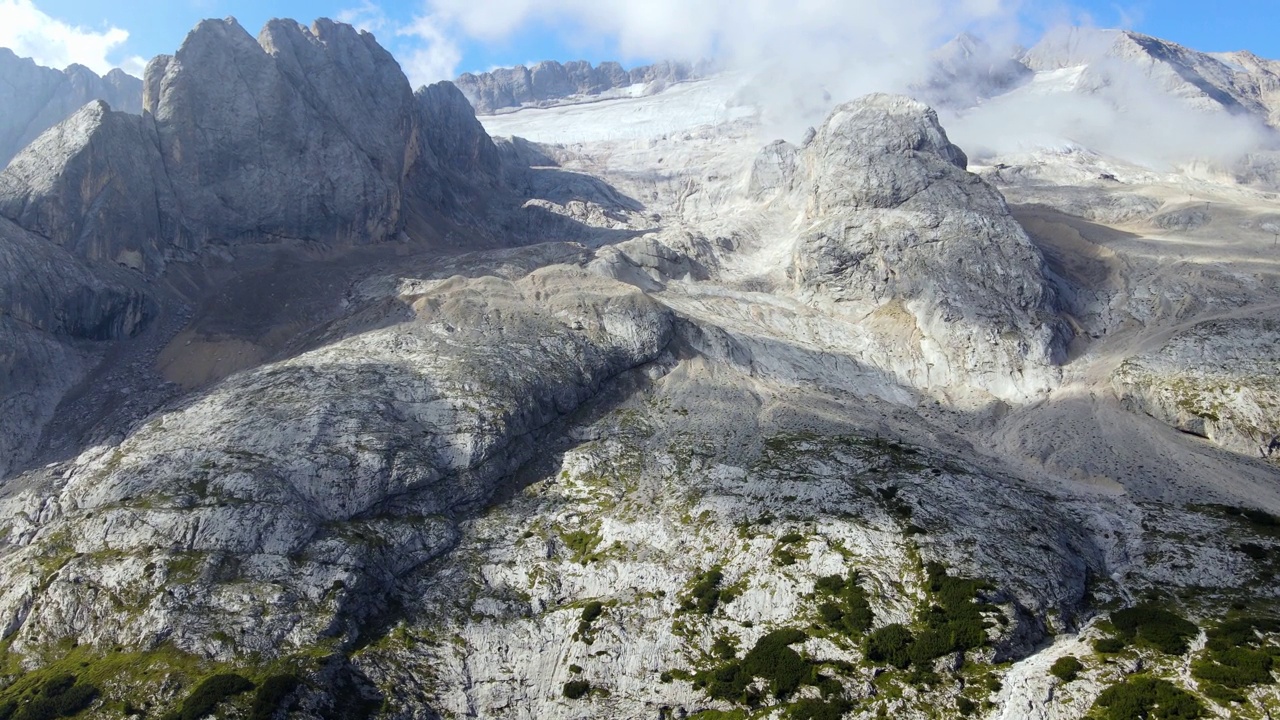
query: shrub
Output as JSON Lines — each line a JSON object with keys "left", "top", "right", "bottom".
{"left": 580, "top": 601, "right": 604, "bottom": 624}
{"left": 741, "top": 629, "right": 811, "bottom": 698}
{"left": 866, "top": 624, "right": 914, "bottom": 669}
{"left": 787, "top": 698, "right": 852, "bottom": 720}
{"left": 1192, "top": 647, "right": 1273, "bottom": 688}
{"left": 957, "top": 697, "right": 977, "bottom": 716}
{"left": 908, "top": 629, "right": 953, "bottom": 667}
{"left": 170, "top": 673, "right": 255, "bottom": 720}
{"left": 711, "top": 636, "right": 738, "bottom": 660}
{"left": 1094, "top": 637, "right": 1126, "bottom": 654}
{"left": 249, "top": 674, "right": 300, "bottom": 720}
{"left": 1110, "top": 606, "right": 1198, "bottom": 655}
{"left": 562, "top": 680, "right": 591, "bottom": 699}
{"left": 1205, "top": 616, "right": 1280, "bottom": 653}
{"left": 813, "top": 572, "right": 873, "bottom": 637}
{"left": 1093, "top": 676, "right": 1202, "bottom": 720}
{"left": 1049, "top": 656, "right": 1083, "bottom": 683}
{"left": 681, "top": 568, "right": 726, "bottom": 615}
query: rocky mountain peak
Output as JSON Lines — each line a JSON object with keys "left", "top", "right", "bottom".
{"left": 0, "top": 48, "right": 142, "bottom": 168}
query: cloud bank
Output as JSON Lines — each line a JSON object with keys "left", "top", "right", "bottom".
{"left": 342, "top": 1, "right": 1279, "bottom": 169}
{"left": 0, "top": 0, "right": 145, "bottom": 75}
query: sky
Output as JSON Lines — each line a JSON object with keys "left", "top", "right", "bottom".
{"left": 1, "top": 0, "right": 1278, "bottom": 88}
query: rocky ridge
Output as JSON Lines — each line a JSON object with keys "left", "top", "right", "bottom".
{"left": 0, "top": 48, "right": 141, "bottom": 168}
{"left": 455, "top": 59, "right": 703, "bottom": 114}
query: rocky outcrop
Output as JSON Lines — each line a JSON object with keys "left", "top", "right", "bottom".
{"left": 0, "top": 266, "right": 672, "bottom": 656}
{"left": 455, "top": 59, "right": 701, "bottom": 114}
{"left": 0, "top": 17, "right": 506, "bottom": 272}
{"left": 1115, "top": 317, "right": 1280, "bottom": 461}
{"left": 752, "top": 94, "right": 1068, "bottom": 402}
{"left": 0, "top": 48, "right": 141, "bottom": 167}
{"left": 142, "top": 17, "right": 418, "bottom": 248}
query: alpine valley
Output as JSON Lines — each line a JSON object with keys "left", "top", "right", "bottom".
{"left": 0, "top": 14, "right": 1278, "bottom": 720}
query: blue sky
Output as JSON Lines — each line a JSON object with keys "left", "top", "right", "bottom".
{"left": 2, "top": 0, "right": 1277, "bottom": 86}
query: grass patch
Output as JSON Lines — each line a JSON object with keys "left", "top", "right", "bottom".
{"left": 0, "top": 672, "right": 98, "bottom": 720}
{"left": 559, "top": 525, "right": 604, "bottom": 564}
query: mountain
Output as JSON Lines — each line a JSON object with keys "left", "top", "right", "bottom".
{"left": 0, "top": 16, "right": 1279, "bottom": 720}
{"left": 455, "top": 59, "right": 704, "bottom": 114}
{"left": 1021, "top": 27, "right": 1280, "bottom": 122}
{"left": 0, "top": 48, "right": 142, "bottom": 168}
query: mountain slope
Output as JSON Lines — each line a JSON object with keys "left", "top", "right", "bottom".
{"left": 0, "top": 18, "right": 1278, "bottom": 720}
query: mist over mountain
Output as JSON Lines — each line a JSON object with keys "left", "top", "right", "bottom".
{"left": 0, "top": 12, "right": 1278, "bottom": 720}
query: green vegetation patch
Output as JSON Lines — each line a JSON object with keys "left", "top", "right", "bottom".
{"left": 813, "top": 571, "right": 874, "bottom": 638}
{"left": 248, "top": 674, "right": 300, "bottom": 720}
{"left": 576, "top": 601, "right": 606, "bottom": 644}
{"left": 1091, "top": 676, "right": 1203, "bottom": 720}
{"left": 164, "top": 673, "right": 255, "bottom": 720}
{"left": 1049, "top": 656, "right": 1083, "bottom": 683}
{"left": 863, "top": 563, "right": 993, "bottom": 670}
{"left": 692, "top": 628, "right": 846, "bottom": 707}
{"left": 1093, "top": 637, "right": 1126, "bottom": 654}
{"left": 0, "top": 672, "right": 98, "bottom": 720}
{"left": 559, "top": 525, "right": 605, "bottom": 564}
{"left": 1108, "top": 605, "right": 1198, "bottom": 655}
{"left": 1191, "top": 615, "right": 1279, "bottom": 705}
{"left": 680, "top": 567, "right": 731, "bottom": 616}
{"left": 866, "top": 624, "right": 914, "bottom": 669}
{"left": 787, "top": 698, "right": 854, "bottom": 720}
{"left": 562, "top": 680, "right": 591, "bottom": 700}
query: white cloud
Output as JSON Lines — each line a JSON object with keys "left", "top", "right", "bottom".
{"left": 0, "top": 0, "right": 139, "bottom": 75}
{"left": 396, "top": 13, "right": 463, "bottom": 87}
{"left": 407, "top": 0, "right": 1025, "bottom": 132}
{"left": 337, "top": 0, "right": 389, "bottom": 34}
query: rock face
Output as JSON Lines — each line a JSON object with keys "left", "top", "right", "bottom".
{"left": 455, "top": 59, "right": 700, "bottom": 114}
{"left": 0, "top": 17, "right": 505, "bottom": 274}
{"left": 1022, "top": 27, "right": 1280, "bottom": 123}
{"left": 0, "top": 48, "right": 141, "bottom": 168}
{"left": 0, "top": 215, "right": 151, "bottom": 479}
{"left": 0, "top": 266, "right": 672, "bottom": 657}
{"left": 754, "top": 94, "right": 1067, "bottom": 402}
{"left": 0, "top": 101, "right": 181, "bottom": 274}
{"left": 1115, "top": 317, "right": 1280, "bottom": 461}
